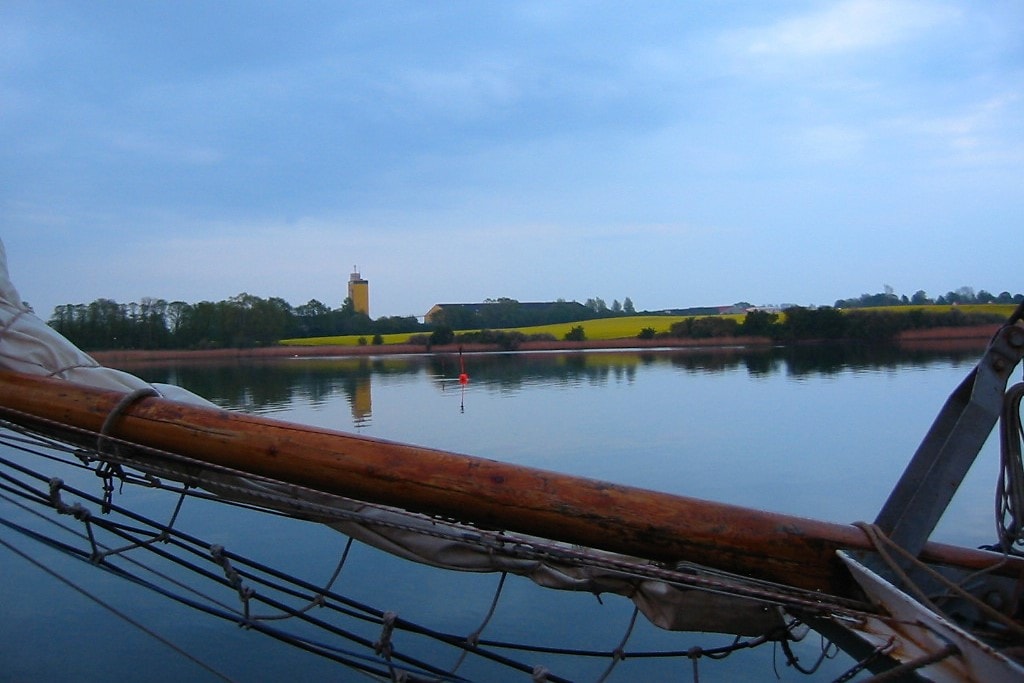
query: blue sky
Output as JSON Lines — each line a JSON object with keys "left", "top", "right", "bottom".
{"left": 2, "top": 1, "right": 1022, "bottom": 319}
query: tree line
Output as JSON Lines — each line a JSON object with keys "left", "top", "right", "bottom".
{"left": 47, "top": 294, "right": 424, "bottom": 350}
{"left": 428, "top": 296, "right": 636, "bottom": 331}
{"left": 654, "top": 306, "right": 1013, "bottom": 344}
{"left": 834, "top": 285, "right": 1022, "bottom": 308}
{"left": 428, "top": 299, "right": 590, "bottom": 331}
{"left": 583, "top": 297, "right": 636, "bottom": 315}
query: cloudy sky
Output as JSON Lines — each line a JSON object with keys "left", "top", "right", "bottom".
{"left": 2, "top": 1, "right": 1021, "bottom": 319}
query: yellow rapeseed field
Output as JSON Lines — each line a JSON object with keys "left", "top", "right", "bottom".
{"left": 278, "top": 304, "right": 1015, "bottom": 347}
{"left": 280, "top": 315, "right": 690, "bottom": 346}
{"left": 280, "top": 332, "right": 412, "bottom": 347}
{"left": 509, "top": 316, "right": 690, "bottom": 340}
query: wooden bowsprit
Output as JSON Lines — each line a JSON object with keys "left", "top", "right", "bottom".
{"left": 1, "top": 365, "right": 1022, "bottom": 599}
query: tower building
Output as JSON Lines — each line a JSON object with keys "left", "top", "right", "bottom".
{"left": 348, "top": 267, "right": 369, "bottom": 317}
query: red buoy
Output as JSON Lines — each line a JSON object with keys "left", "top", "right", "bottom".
{"left": 458, "top": 348, "right": 469, "bottom": 384}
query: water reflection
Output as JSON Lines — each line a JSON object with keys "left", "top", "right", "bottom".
{"left": 119, "top": 344, "right": 986, "bottom": 422}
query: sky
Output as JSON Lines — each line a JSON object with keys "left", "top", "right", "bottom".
{"left": 2, "top": 1, "right": 1022, "bottom": 320}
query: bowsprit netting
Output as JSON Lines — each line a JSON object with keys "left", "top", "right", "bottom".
{"left": 0, "top": 415, "right": 873, "bottom": 682}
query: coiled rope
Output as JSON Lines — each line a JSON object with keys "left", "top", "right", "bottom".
{"left": 997, "top": 382, "right": 1024, "bottom": 552}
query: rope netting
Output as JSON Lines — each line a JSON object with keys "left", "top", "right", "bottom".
{"left": 0, "top": 413, "right": 881, "bottom": 682}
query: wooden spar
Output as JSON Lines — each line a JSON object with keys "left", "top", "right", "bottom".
{"left": 1, "top": 368, "right": 1020, "bottom": 597}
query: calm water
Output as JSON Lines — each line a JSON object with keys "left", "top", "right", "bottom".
{"left": 0, "top": 344, "right": 1007, "bottom": 681}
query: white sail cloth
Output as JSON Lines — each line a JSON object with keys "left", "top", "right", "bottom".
{"left": 0, "top": 239, "right": 208, "bottom": 404}
{"left": 0, "top": 238, "right": 782, "bottom": 636}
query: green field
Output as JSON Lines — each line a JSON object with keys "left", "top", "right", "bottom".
{"left": 278, "top": 304, "right": 1016, "bottom": 347}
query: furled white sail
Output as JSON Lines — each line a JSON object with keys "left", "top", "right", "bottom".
{"left": 0, "top": 239, "right": 209, "bottom": 404}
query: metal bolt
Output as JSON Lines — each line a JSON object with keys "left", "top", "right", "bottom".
{"left": 1007, "top": 326, "right": 1024, "bottom": 348}
{"left": 985, "top": 590, "right": 1005, "bottom": 611}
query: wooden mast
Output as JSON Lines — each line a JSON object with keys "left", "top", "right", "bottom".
{"left": 1, "top": 367, "right": 1020, "bottom": 597}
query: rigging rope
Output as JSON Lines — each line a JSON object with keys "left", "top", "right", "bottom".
{"left": 448, "top": 571, "right": 508, "bottom": 676}
{"left": 854, "top": 521, "right": 1024, "bottom": 641}
{"left": 1, "top": 416, "right": 871, "bottom": 681}
{"left": 0, "top": 499, "right": 478, "bottom": 682}
{"left": 859, "top": 643, "right": 960, "bottom": 682}
{"left": 594, "top": 605, "right": 638, "bottom": 683}
{"left": 0, "top": 533, "right": 238, "bottom": 683}
{"left": 997, "top": 383, "right": 1024, "bottom": 552}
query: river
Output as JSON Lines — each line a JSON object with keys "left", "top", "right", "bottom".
{"left": 0, "top": 342, "right": 1007, "bottom": 681}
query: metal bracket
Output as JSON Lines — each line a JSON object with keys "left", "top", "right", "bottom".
{"left": 875, "top": 320, "right": 1024, "bottom": 557}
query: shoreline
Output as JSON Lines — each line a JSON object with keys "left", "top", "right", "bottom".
{"left": 88, "top": 324, "right": 1000, "bottom": 365}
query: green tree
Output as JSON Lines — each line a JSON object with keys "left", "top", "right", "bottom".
{"left": 689, "top": 316, "right": 739, "bottom": 338}
{"left": 585, "top": 298, "right": 608, "bottom": 315}
{"left": 564, "top": 325, "right": 586, "bottom": 341}
{"left": 782, "top": 306, "right": 847, "bottom": 340}
{"left": 739, "top": 310, "right": 779, "bottom": 338}
{"left": 429, "top": 325, "right": 455, "bottom": 346}
{"left": 910, "top": 290, "right": 931, "bottom": 305}
{"left": 165, "top": 301, "right": 189, "bottom": 340}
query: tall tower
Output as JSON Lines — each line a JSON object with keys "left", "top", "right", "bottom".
{"left": 348, "top": 267, "right": 369, "bottom": 316}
